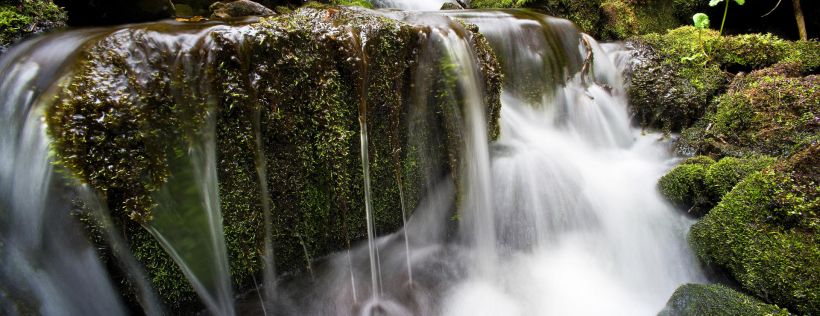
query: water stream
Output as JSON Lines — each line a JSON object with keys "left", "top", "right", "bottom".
{"left": 0, "top": 6, "right": 705, "bottom": 316}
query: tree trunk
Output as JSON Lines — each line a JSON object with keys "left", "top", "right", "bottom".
{"left": 792, "top": 0, "right": 807, "bottom": 40}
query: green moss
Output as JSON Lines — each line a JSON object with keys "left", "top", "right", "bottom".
{"left": 680, "top": 70, "right": 818, "bottom": 157}
{"left": 689, "top": 144, "right": 820, "bottom": 315}
{"left": 705, "top": 155, "right": 775, "bottom": 198}
{"left": 713, "top": 33, "right": 791, "bottom": 72}
{"left": 659, "top": 283, "right": 790, "bottom": 316}
{"left": 658, "top": 156, "right": 712, "bottom": 216}
{"left": 0, "top": 1, "right": 66, "bottom": 51}
{"left": 46, "top": 7, "right": 502, "bottom": 311}
{"left": 659, "top": 155, "right": 775, "bottom": 217}
{"left": 330, "top": 0, "right": 373, "bottom": 8}
{"left": 630, "top": 27, "right": 820, "bottom": 134}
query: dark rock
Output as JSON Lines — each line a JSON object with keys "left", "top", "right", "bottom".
{"left": 209, "top": 0, "right": 275, "bottom": 19}
{"left": 53, "top": 0, "right": 175, "bottom": 25}
{"left": 440, "top": 2, "right": 463, "bottom": 10}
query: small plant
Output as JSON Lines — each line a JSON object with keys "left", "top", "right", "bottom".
{"left": 682, "top": 13, "right": 710, "bottom": 64}
{"left": 709, "top": 0, "right": 745, "bottom": 35}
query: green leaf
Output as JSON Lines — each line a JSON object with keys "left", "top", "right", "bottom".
{"left": 693, "top": 13, "right": 710, "bottom": 29}
{"left": 733, "top": 0, "right": 744, "bottom": 4}
{"left": 709, "top": 0, "right": 723, "bottom": 7}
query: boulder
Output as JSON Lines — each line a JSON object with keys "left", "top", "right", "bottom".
{"left": 209, "top": 0, "right": 275, "bottom": 19}
{"left": 689, "top": 144, "right": 820, "bottom": 315}
{"left": 659, "top": 283, "right": 790, "bottom": 316}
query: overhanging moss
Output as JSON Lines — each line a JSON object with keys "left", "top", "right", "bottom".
{"left": 659, "top": 283, "right": 790, "bottom": 316}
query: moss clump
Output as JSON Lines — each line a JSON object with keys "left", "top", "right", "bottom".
{"left": 0, "top": 0, "right": 66, "bottom": 53}
{"left": 659, "top": 155, "right": 775, "bottom": 217}
{"left": 704, "top": 155, "right": 776, "bottom": 198}
{"left": 689, "top": 144, "right": 820, "bottom": 315}
{"left": 658, "top": 156, "right": 713, "bottom": 216}
{"left": 47, "top": 7, "right": 502, "bottom": 311}
{"left": 712, "top": 33, "right": 791, "bottom": 72}
{"left": 659, "top": 283, "right": 790, "bottom": 316}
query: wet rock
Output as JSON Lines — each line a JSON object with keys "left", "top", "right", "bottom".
{"left": 440, "top": 1, "right": 463, "bottom": 10}
{"left": 209, "top": 0, "right": 275, "bottom": 19}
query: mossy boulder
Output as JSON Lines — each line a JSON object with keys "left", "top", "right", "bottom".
{"left": 659, "top": 283, "right": 790, "bottom": 316}
{"left": 677, "top": 68, "right": 819, "bottom": 157}
{"left": 704, "top": 155, "right": 776, "bottom": 199}
{"left": 659, "top": 155, "right": 776, "bottom": 217}
{"left": 627, "top": 27, "right": 818, "bottom": 133}
{"left": 0, "top": 0, "right": 67, "bottom": 54}
{"left": 46, "top": 6, "right": 501, "bottom": 311}
{"left": 689, "top": 144, "right": 820, "bottom": 315}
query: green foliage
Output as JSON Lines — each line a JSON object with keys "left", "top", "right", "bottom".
{"left": 659, "top": 283, "right": 790, "bottom": 316}
{"left": 692, "top": 13, "right": 709, "bottom": 29}
{"left": 708, "top": 0, "right": 744, "bottom": 35}
{"left": 690, "top": 144, "right": 820, "bottom": 315}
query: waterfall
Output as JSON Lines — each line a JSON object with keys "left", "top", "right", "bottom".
{"left": 0, "top": 7, "right": 705, "bottom": 316}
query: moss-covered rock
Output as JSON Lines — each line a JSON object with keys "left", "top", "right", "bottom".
{"left": 658, "top": 156, "right": 713, "bottom": 216}
{"left": 659, "top": 155, "right": 776, "bottom": 217}
{"left": 689, "top": 144, "right": 820, "bottom": 315}
{"left": 677, "top": 68, "right": 819, "bottom": 157}
{"left": 628, "top": 27, "right": 819, "bottom": 133}
{"left": 659, "top": 283, "right": 790, "bottom": 316}
{"left": 46, "top": 6, "right": 501, "bottom": 311}
{"left": 626, "top": 30, "right": 728, "bottom": 132}
{"left": 0, "top": 0, "right": 67, "bottom": 54}
{"left": 704, "top": 155, "right": 776, "bottom": 199}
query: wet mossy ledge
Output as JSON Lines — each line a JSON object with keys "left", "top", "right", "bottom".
{"left": 659, "top": 284, "right": 790, "bottom": 316}
{"left": 45, "top": 6, "right": 501, "bottom": 310}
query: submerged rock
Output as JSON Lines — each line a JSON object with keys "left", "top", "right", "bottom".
{"left": 689, "top": 144, "right": 820, "bottom": 315}
{"left": 209, "top": 0, "right": 275, "bottom": 19}
{"left": 659, "top": 283, "right": 790, "bottom": 316}
{"left": 45, "top": 6, "right": 501, "bottom": 311}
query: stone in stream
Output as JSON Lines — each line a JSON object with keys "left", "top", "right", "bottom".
{"left": 209, "top": 0, "right": 275, "bottom": 19}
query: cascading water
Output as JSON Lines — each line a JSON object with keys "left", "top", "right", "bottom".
{"left": 0, "top": 6, "right": 707, "bottom": 316}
